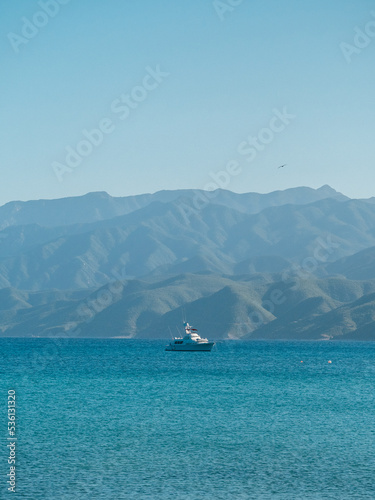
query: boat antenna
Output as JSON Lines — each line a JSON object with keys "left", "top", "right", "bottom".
{"left": 168, "top": 326, "right": 174, "bottom": 340}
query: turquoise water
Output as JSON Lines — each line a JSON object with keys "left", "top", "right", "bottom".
{"left": 1, "top": 339, "right": 375, "bottom": 499}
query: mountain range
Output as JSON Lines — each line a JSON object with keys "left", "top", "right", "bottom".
{"left": 1, "top": 185, "right": 375, "bottom": 340}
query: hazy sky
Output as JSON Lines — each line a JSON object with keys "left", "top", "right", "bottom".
{"left": 1, "top": 0, "right": 374, "bottom": 205}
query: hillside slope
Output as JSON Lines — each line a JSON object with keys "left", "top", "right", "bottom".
{"left": 2, "top": 196, "right": 375, "bottom": 291}
{"left": 2, "top": 274, "right": 375, "bottom": 340}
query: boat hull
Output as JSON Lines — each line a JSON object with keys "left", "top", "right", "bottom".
{"left": 165, "top": 342, "right": 215, "bottom": 352}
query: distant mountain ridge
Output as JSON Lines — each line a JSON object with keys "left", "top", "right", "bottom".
{"left": 0, "top": 185, "right": 347, "bottom": 230}
{"left": 2, "top": 185, "right": 375, "bottom": 340}
{"left": 325, "top": 246, "right": 375, "bottom": 280}
{"left": 0, "top": 194, "right": 374, "bottom": 291}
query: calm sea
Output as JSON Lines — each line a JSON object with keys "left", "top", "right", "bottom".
{"left": 1, "top": 339, "right": 375, "bottom": 499}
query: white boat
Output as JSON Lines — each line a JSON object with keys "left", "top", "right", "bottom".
{"left": 165, "top": 322, "right": 215, "bottom": 351}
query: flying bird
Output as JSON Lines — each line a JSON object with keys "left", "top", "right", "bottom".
{"left": 278, "top": 164, "right": 287, "bottom": 169}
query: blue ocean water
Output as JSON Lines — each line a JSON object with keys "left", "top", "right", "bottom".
{"left": 1, "top": 339, "right": 375, "bottom": 499}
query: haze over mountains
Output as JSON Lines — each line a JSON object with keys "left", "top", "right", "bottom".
{"left": 1, "top": 185, "right": 375, "bottom": 340}
{"left": 0, "top": 184, "right": 347, "bottom": 229}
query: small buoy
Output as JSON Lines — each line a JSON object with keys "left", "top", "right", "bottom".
{"left": 328, "top": 360, "right": 332, "bottom": 364}
{"left": 300, "top": 361, "right": 303, "bottom": 363}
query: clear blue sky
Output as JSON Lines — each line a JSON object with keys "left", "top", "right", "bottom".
{"left": 1, "top": 0, "right": 374, "bottom": 205}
